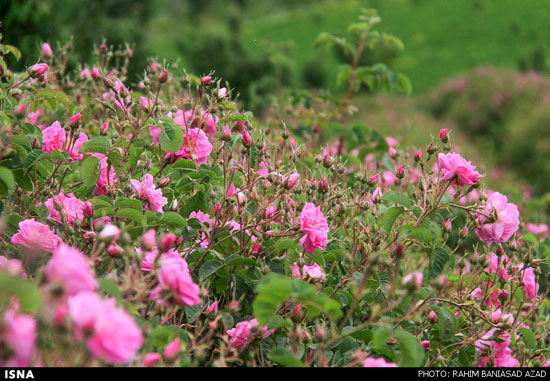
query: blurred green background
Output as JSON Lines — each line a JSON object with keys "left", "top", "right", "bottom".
{"left": 2, "top": 0, "right": 550, "bottom": 198}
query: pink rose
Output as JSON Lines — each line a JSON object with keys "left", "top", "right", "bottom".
{"left": 68, "top": 291, "right": 104, "bottom": 333}
{"left": 1, "top": 310, "right": 37, "bottom": 366}
{"left": 69, "top": 132, "right": 89, "bottom": 161}
{"left": 0, "top": 256, "right": 25, "bottom": 278}
{"left": 438, "top": 152, "right": 482, "bottom": 186}
{"left": 523, "top": 267, "right": 539, "bottom": 300}
{"left": 45, "top": 244, "right": 97, "bottom": 296}
{"left": 11, "top": 218, "right": 62, "bottom": 252}
{"left": 144, "top": 353, "right": 161, "bottom": 367}
{"left": 137, "top": 246, "right": 159, "bottom": 272}
{"left": 299, "top": 203, "right": 329, "bottom": 253}
{"left": 153, "top": 253, "right": 200, "bottom": 306}
{"left": 175, "top": 128, "right": 212, "bottom": 166}
{"left": 402, "top": 271, "right": 423, "bottom": 289}
{"left": 475, "top": 192, "right": 520, "bottom": 245}
{"left": 303, "top": 263, "right": 325, "bottom": 280}
{"left": 42, "top": 121, "right": 66, "bottom": 153}
{"left": 93, "top": 154, "right": 117, "bottom": 196}
{"left": 363, "top": 357, "right": 397, "bottom": 367}
{"left": 85, "top": 297, "right": 143, "bottom": 364}
{"left": 45, "top": 192, "right": 85, "bottom": 226}
{"left": 227, "top": 318, "right": 274, "bottom": 350}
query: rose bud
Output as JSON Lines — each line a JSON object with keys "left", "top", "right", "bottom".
{"left": 217, "top": 87, "right": 227, "bottom": 99}
{"left": 242, "top": 129, "right": 253, "bottom": 147}
{"left": 160, "top": 233, "right": 177, "bottom": 252}
{"left": 444, "top": 220, "right": 451, "bottom": 232}
{"left": 69, "top": 112, "right": 81, "bottom": 129}
{"left": 415, "top": 149, "right": 423, "bottom": 162}
{"left": 29, "top": 63, "right": 48, "bottom": 79}
{"left": 91, "top": 67, "right": 100, "bottom": 80}
{"left": 439, "top": 128, "right": 448, "bottom": 143}
{"left": 83, "top": 201, "right": 93, "bottom": 218}
{"left": 396, "top": 165, "right": 405, "bottom": 179}
{"left": 159, "top": 69, "right": 168, "bottom": 83}
{"left": 201, "top": 75, "right": 212, "bottom": 86}
{"left": 317, "top": 177, "right": 328, "bottom": 193}
{"left": 367, "top": 174, "right": 379, "bottom": 186}
{"left": 42, "top": 43, "right": 53, "bottom": 58}
{"left": 142, "top": 229, "right": 156, "bottom": 250}
{"left": 164, "top": 338, "right": 180, "bottom": 359}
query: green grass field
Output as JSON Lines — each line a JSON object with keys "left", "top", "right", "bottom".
{"left": 241, "top": 0, "right": 550, "bottom": 93}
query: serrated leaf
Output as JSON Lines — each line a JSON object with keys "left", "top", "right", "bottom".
{"left": 429, "top": 247, "right": 451, "bottom": 279}
{"left": 381, "top": 206, "right": 404, "bottom": 232}
{"left": 382, "top": 191, "right": 412, "bottom": 208}
{"left": 115, "top": 198, "right": 144, "bottom": 211}
{"left": 0, "top": 166, "right": 15, "bottom": 189}
{"left": 115, "top": 208, "right": 145, "bottom": 225}
{"left": 225, "top": 256, "right": 259, "bottom": 267}
{"left": 395, "top": 330, "right": 425, "bottom": 367}
{"left": 80, "top": 156, "right": 100, "bottom": 186}
{"left": 79, "top": 137, "right": 111, "bottom": 155}
{"left": 199, "top": 260, "right": 223, "bottom": 281}
{"left": 518, "top": 327, "right": 536, "bottom": 350}
{"left": 98, "top": 278, "right": 122, "bottom": 303}
{"left": 161, "top": 212, "right": 185, "bottom": 229}
{"left": 269, "top": 348, "right": 304, "bottom": 367}
{"left": 159, "top": 119, "right": 183, "bottom": 152}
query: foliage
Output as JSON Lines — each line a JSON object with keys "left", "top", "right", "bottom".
{"left": 0, "top": 10, "right": 549, "bottom": 369}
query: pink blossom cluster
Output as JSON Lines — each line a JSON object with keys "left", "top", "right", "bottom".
{"left": 68, "top": 291, "right": 143, "bottom": 364}
{"left": 226, "top": 318, "right": 274, "bottom": 350}
{"left": 130, "top": 174, "right": 168, "bottom": 213}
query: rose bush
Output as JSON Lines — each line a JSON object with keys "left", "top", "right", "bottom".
{"left": 0, "top": 12, "right": 548, "bottom": 368}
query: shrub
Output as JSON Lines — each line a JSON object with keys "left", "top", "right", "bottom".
{"left": 0, "top": 21, "right": 548, "bottom": 369}
{"left": 427, "top": 66, "right": 550, "bottom": 195}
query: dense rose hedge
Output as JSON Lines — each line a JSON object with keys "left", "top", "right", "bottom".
{"left": 0, "top": 36, "right": 548, "bottom": 368}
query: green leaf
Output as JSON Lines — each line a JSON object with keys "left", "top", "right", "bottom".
{"left": 254, "top": 274, "right": 342, "bottom": 325}
{"left": 381, "top": 206, "right": 404, "bottom": 232}
{"left": 23, "top": 149, "right": 46, "bottom": 172}
{"left": 115, "top": 208, "right": 145, "bottom": 225}
{"left": 115, "top": 198, "right": 144, "bottom": 211}
{"left": 395, "top": 330, "right": 424, "bottom": 367}
{"left": 160, "top": 212, "right": 185, "bottom": 229}
{"left": 199, "top": 260, "right": 223, "bottom": 282}
{"left": 518, "top": 327, "right": 536, "bottom": 350}
{"left": 381, "top": 191, "right": 412, "bottom": 209}
{"left": 269, "top": 348, "right": 304, "bottom": 367}
{"left": 373, "top": 327, "right": 391, "bottom": 348}
{"left": 98, "top": 278, "right": 122, "bottom": 303}
{"left": 254, "top": 274, "right": 293, "bottom": 325}
{"left": 80, "top": 156, "right": 100, "bottom": 186}
{"left": 0, "top": 166, "right": 15, "bottom": 189}
{"left": 429, "top": 247, "right": 451, "bottom": 279}
{"left": 0, "top": 272, "right": 41, "bottom": 312}
{"left": 408, "top": 227, "right": 432, "bottom": 243}
{"left": 520, "top": 234, "right": 538, "bottom": 245}
{"left": 159, "top": 118, "right": 183, "bottom": 152}
{"left": 172, "top": 159, "right": 196, "bottom": 171}
{"left": 182, "top": 191, "right": 206, "bottom": 218}
{"left": 225, "top": 256, "right": 259, "bottom": 267}
{"left": 79, "top": 137, "right": 111, "bottom": 155}
{"left": 432, "top": 305, "right": 457, "bottom": 342}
